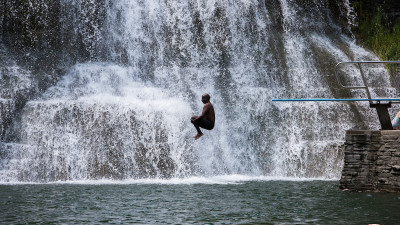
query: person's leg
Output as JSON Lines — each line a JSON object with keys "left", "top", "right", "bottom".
{"left": 198, "top": 119, "right": 214, "bottom": 130}
{"left": 192, "top": 121, "right": 203, "bottom": 135}
{"left": 191, "top": 116, "right": 203, "bottom": 138}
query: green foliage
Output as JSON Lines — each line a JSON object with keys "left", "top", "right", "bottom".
{"left": 352, "top": 2, "right": 400, "bottom": 77}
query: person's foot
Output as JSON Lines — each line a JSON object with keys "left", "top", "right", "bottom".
{"left": 193, "top": 133, "right": 203, "bottom": 140}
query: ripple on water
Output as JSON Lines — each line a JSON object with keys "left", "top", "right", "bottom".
{"left": 2, "top": 180, "right": 399, "bottom": 224}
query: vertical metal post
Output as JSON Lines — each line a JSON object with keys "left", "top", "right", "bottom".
{"left": 335, "top": 61, "right": 400, "bottom": 130}
{"left": 357, "top": 63, "right": 373, "bottom": 104}
{"left": 370, "top": 102, "right": 393, "bottom": 130}
{"left": 358, "top": 63, "right": 393, "bottom": 130}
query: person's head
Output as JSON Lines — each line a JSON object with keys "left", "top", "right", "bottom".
{"left": 201, "top": 94, "right": 210, "bottom": 104}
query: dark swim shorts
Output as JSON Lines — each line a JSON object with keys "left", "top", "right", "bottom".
{"left": 196, "top": 118, "right": 214, "bottom": 130}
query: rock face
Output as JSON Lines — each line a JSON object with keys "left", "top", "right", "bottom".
{"left": 340, "top": 130, "right": 400, "bottom": 192}
{"left": 1, "top": 0, "right": 398, "bottom": 181}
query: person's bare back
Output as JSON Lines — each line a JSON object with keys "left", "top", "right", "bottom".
{"left": 202, "top": 102, "right": 215, "bottom": 123}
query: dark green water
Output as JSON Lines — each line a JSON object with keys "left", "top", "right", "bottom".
{"left": 1, "top": 179, "right": 399, "bottom": 224}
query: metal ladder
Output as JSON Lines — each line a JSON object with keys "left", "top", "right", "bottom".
{"left": 335, "top": 61, "right": 400, "bottom": 130}
{"left": 272, "top": 61, "right": 400, "bottom": 130}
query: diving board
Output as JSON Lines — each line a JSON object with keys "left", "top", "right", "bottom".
{"left": 272, "top": 98, "right": 400, "bottom": 102}
{"left": 272, "top": 61, "right": 400, "bottom": 130}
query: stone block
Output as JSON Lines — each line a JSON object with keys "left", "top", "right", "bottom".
{"left": 378, "top": 173, "right": 393, "bottom": 178}
{"left": 382, "top": 135, "right": 400, "bottom": 141}
{"left": 370, "top": 143, "right": 382, "bottom": 149}
{"left": 376, "top": 166, "right": 390, "bottom": 171}
{"left": 378, "top": 156, "right": 392, "bottom": 161}
{"left": 352, "top": 135, "right": 370, "bottom": 142}
{"left": 381, "top": 130, "right": 400, "bottom": 136}
{"left": 348, "top": 172, "right": 358, "bottom": 176}
{"left": 353, "top": 143, "right": 369, "bottom": 149}
{"left": 378, "top": 145, "right": 392, "bottom": 151}
{"left": 346, "top": 163, "right": 362, "bottom": 167}
{"left": 359, "top": 172, "right": 370, "bottom": 177}
{"left": 346, "top": 130, "right": 371, "bottom": 135}
{"left": 366, "top": 154, "right": 377, "bottom": 161}
{"left": 388, "top": 160, "right": 400, "bottom": 165}
{"left": 391, "top": 174, "right": 400, "bottom": 178}
{"left": 361, "top": 162, "right": 374, "bottom": 166}
{"left": 377, "top": 150, "right": 392, "bottom": 156}
{"left": 384, "top": 142, "right": 400, "bottom": 148}
{"left": 392, "top": 165, "right": 400, "bottom": 171}
{"left": 378, "top": 178, "right": 388, "bottom": 183}
{"left": 345, "top": 154, "right": 356, "bottom": 160}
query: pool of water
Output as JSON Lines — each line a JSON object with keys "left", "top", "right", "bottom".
{"left": 1, "top": 177, "right": 399, "bottom": 224}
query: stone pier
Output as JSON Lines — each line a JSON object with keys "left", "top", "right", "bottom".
{"left": 340, "top": 130, "right": 400, "bottom": 192}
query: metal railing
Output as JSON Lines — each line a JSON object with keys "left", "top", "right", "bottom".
{"left": 334, "top": 60, "right": 400, "bottom": 104}
{"left": 272, "top": 60, "right": 400, "bottom": 129}
{"left": 335, "top": 60, "right": 400, "bottom": 130}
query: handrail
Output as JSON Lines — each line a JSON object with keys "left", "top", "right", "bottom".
{"left": 272, "top": 60, "right": 400, "bottom": 130}
{"left": 334, "top": 61, "right": 400, "bottom": 104}
{"left": 272, "top": 98, "right": 400, "bottom": 102}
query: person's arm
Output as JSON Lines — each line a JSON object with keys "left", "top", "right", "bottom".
{"left": 194, "top": 104, "right": 210, "bottom": 121}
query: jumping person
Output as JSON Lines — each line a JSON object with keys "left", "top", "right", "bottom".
{"left": 191, "top": 94, "right": 215, "bottom": 140}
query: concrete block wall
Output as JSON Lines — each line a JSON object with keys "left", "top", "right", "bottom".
{"left": 340, "top": 130, "right": 400, "bottom": 192}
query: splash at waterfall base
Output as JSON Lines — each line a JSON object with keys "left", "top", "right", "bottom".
{"left": 340, "top": 130, "right": 400, "bottom": 192}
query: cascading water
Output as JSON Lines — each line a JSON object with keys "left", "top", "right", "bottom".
{"left": 1, "top": 0, "right": 398, "bottom": 182}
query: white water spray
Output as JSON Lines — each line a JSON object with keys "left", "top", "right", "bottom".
{"left": 0, "top": 0, "right": 398, "bottom": 182}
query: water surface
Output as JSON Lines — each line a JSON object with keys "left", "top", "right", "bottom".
{"left": 1, "top": 177, "right": 399, "bottom": 224}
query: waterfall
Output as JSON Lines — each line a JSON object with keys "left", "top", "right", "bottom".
{"left": 0, "top": 0, "right": 398, "bottom": 182}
